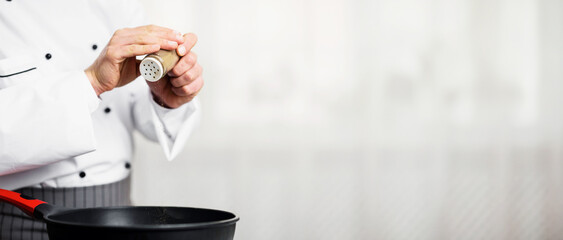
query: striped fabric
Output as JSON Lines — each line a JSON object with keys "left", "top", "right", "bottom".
{"left": 0, "top": 177, "right": 131, "bottom": 240}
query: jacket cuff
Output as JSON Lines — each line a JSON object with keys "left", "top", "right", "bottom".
{"left": 79, "top": 71, "right": 101, "bottom": 113}
{"left": 148, "top": 91, "right": 200, "bottom": 161}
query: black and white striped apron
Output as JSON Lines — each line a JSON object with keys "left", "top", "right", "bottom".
{"left": 0, "top": 177, "right": 131, "bottom": 240}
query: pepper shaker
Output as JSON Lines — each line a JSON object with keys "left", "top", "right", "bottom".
{"left": 140, "top": 50, "right": 180, "bottom": 82}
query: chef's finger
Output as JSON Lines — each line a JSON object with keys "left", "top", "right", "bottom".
{"left": 114, "top": 35, "right": 179, "bottom": 50}
{"left": 169, "top": 51, "right": 197, "bottom": 77}
{"left": 171, "top": 76, "right": 204, "bottom": 97}
{"left": 176, "top": 33, "right": 198, "bottom": 56}
{"left": 113, "top": 25, "right": 184, "bottom": 45}
{"left": 169, "top": 62, "right": 202, "bottom": 88}
{"left": 114, "top": 44, "right": 160, "bottom": 59}
{"left": 134, "top": 25, "right": 185, "bottom": 43}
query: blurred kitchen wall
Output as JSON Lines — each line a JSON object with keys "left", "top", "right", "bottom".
{"left": 132, "top": 0, "right": 563, "bottom": 239}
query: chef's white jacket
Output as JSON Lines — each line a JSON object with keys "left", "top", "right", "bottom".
{"left": 0, "top": 0, "right": 200, "bottom": 190}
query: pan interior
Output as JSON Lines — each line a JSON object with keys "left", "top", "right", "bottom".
{"left": 45, "top": 207, "right": 237, "bottom": 228}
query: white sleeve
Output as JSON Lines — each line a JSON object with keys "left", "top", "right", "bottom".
{"left": 0, "top": 70, "right": 100, "bottom": 176}
{"left": 131, "top": 82, "right": 200, "bottom": 161}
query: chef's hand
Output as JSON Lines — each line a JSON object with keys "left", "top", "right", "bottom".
{"left": 85, "top": 25, "right": 185, "bottom": 96}
{"left": 147, "top": 33, "right": 203, "bottom": 109}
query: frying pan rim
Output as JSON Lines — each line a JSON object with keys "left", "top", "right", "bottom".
{"left": 42, "top": 206, "right": 240, "bottom": 230}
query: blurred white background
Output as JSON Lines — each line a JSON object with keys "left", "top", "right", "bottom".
{"left": 132, "top": 0, "right": 563, "bottom": 239}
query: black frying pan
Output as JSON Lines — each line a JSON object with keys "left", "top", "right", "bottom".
{"left": 0, "top": 189, "right": 239, "bottom": 240}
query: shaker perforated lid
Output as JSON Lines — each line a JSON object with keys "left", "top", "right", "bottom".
{"left": 140, "top": 57, "right": 164, "bottom": 82}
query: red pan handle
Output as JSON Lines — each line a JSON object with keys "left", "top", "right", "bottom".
{"left": 0, "top": 189, "right": 46, "bottom": 217}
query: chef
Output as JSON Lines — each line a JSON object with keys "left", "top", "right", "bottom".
{"left": 0, "top": 1, "right": 203, "bottom": 239}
